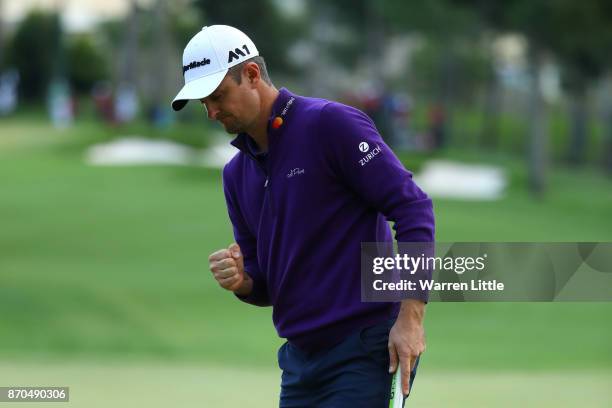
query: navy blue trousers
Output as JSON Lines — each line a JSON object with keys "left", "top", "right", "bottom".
{"left": 278, "top": 319, "right": 419, "bottom": 407}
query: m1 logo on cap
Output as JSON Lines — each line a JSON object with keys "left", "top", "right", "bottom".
{"left": 228, "top": 44, "right": 251, "bottom": 63}
{"left": 359, "top": 142, "right": 369, "bottom": 153}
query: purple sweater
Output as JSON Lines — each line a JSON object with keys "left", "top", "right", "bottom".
{"left": 222, "top": 88, "right": 434, "bottom": 351}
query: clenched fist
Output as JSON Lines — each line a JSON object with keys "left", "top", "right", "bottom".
{"left": 208, "top": 243, "right": 253, "bottom": 295}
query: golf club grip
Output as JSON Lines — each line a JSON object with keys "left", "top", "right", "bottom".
{"left": 389, "top": 366, "right": 404, "bottom": 408}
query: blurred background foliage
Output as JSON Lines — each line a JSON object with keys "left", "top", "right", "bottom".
{"left": 0, "top": 0, "right": 611, "bottom": 177}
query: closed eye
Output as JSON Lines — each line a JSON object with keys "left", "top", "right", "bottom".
{"left": 209, "top": 92, "right": 222, "bottom": 102}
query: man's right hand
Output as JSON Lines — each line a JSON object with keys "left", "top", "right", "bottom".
{"left": 208, "top": 243, "right": 253, "bottom": 296}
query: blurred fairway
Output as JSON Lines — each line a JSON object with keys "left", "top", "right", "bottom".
{"left": 0, "top": 362, "right": 610, "bottom": 408}
{"left": 1, "top": 118, "right": 611, "bottom": 407}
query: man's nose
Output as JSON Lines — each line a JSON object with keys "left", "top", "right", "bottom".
{"left": 202, "top": 102, "right": 219, "bottom": 120}
{"left": 207, "top": 106, "right": 220, "bottom": 120}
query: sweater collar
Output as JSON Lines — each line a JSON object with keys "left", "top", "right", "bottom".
{"left": 230, "top": 87, "right": 296, "bottom": 154}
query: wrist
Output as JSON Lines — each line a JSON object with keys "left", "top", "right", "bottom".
{"left": 398, "top": 299, "right": 426, "bottom": 323}
{"left": 233, "top": 275, "right": 253, "bottom": 296}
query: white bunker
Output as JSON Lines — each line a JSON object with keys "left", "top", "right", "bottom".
{"left": 414, "top": 160, "right": 506, "bottom": 200}
{"left": 85, "top": 136, "right": 236, "bottom": 168}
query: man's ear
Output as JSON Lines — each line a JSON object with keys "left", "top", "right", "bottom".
{"left": 245, "top": 62, "right": 260, "bottom": 85}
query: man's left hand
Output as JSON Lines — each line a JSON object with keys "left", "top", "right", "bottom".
{"left": 388, "top": 299, "right": 426, "bottom": 396}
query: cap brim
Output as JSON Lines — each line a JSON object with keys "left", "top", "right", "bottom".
{"left": 171, "top": 69, "right": 227, "bottom": 111}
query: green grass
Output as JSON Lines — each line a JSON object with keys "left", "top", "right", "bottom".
{"left": 0, "top": 118, "right": 611, "bottom": 406}
{"left": 1, "top": 361, "right": 610, "bottom": 408}
{"left": 400, "top": 148, "right": 612, "bottom": 241}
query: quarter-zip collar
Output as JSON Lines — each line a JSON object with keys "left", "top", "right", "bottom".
{"left": 230, "top": 87, "right": 296, "bottom": 157}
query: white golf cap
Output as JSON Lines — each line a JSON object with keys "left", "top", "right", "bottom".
{"left": 171, "top": 25, "right": 259, "bottom": 111}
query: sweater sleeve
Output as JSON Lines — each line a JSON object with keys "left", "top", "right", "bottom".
{"left": 222, "top": 164, "right": 271, "bottom": 307}
{"left": 320, "top": 102, "right": 435, "bottom": 302}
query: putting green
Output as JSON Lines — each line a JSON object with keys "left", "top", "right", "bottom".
{"left": 0, "top": 361, "right": 609, "bottom": 407}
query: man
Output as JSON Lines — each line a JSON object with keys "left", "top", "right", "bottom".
{"left": 172, "top": 25, "right": 434, "bottom": 407}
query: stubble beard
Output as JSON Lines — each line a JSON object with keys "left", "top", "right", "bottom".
{"left": 217, "top": 115, "right": 243, "bottom": 134}
{"left": 221, "top": 115, "right": 254, "bottom": 135}
{"left": 224, "top": 122, "right": 244, "bottom": 134}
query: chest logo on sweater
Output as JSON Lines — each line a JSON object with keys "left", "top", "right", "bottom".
{"left": 359, "top": 144, "right": 382, "bottom": 166}
{"left": 287, "top": 167, "right": 305, "bottom": 178}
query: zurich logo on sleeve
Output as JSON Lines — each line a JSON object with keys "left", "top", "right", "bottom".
{"left": 358, "top": 143, "right": 382, "bottom": 167}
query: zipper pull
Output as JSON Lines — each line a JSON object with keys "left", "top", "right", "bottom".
{"left": 264, "top": 178, "right": 269, "bottom": 187}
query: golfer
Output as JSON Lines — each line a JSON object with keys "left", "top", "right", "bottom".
{"left": 172, "top": 25, "right": 435, "bottom": 407}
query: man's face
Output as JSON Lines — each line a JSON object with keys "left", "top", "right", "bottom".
{"left": 200, "top": 69, "right": 260, "bottom": 134}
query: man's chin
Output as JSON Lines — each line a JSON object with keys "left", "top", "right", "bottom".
{"left": 223, "top": 125, "right": 241, "bottom": 134}
{"left": 218, "top": 121, "right": 242, "bottom": 134}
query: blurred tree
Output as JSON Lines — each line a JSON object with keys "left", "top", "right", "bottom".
{"left": 0, "top": 0, "right": 4, "bottom": 69}
{"left": 168, "top": 3, "right": 202, "bottom": 51}
{"left": 478, "top": 33, "right": 502, "bottom": 150}
{"left": 66, "top": 36, "right": 108, "bottom": 95}
{"left": 6, "top": 10, "right": 61, "bottom": 101}
{"left": 450, "top": 0, "right": 550, "bottom": 194}
{"left": 191, "top": 0, "right": 301, "bottom": 75}
{"left": 306, "top": 0, "right": 373, "bottom": 69}
{"left": 455, "top": 1, "right": 553, "bottom": 195}
{"left": 303, "top": 0, "right": 494, "bottom": 149}
{"left": 410, "top": 39, "right": 491, "bottom": 103}
{"left": 119, "top": 0, "right": 140, "bottom": 87}
{"left": 146, "top": 0, "right": 173, "bottom": 126}
{"left": 379, "top": 0, "right": 483, "bottom": 147}
{"left": 111, "top": 0, "right": 141, "bottom": 123}
{"left": 503, "top": 0, "right": 612, "bottom": 167}
{"left": 454, "top": 0, "right": 612, "bottom": 191}
{"left": 94, "top": 1, "right": 203, "bottom": 121}
{"left": 607, "top": 101, "right": 612, "bottom": 174}
{"left": 550, "top": 1, "right": 612, "bottom": 166}
{"left": 300, "top": 1, "right": 379, "bottom": 100}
